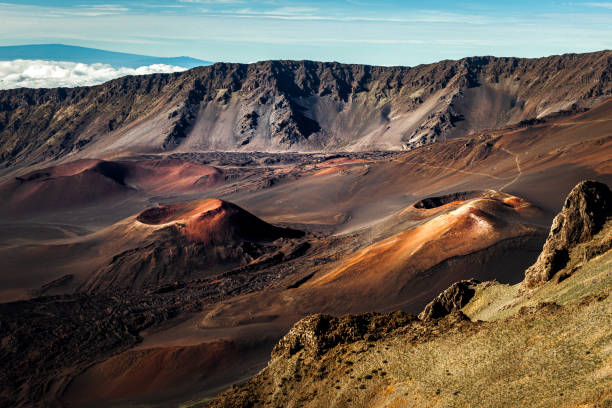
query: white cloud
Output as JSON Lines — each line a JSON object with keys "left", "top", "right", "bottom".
{"left": 0, "top": 59, "right": 188, "bottom": 89}
{"left": 50, "top": 4, "right": 130, "bottom": 17}
{"left": 221, "top": 8, "right": 491, "bottom": 24}
{"left": 234, "top": 7, "right": 319, "bottom": 16}
{"left": 582, "top": 2, "right": 612, "bottom": 8}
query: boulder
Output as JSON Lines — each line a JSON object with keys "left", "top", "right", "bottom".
{"left": 418, "top": 279, "right": 479, "bottom": 320}
{"left": 523, "top": 180, "right": 612, "bottom": 288}
{"left": 272, "top": 311, "right": 415, "bottom": 358}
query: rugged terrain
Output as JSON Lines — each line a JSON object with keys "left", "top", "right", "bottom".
{"left": 208, "top": 181, "right": 612, "bottom": 408}
{"left": 1, "top": 50, "right": 611, "bottom": 173}
{"left": 0, "top": 51, "right": 612, "bottom": 407}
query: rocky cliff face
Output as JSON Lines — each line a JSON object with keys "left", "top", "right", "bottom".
{"left": 418, "top": 279, "right": 480, "bottom": 320}
{"left": 523, "top": 180, "right": 612, "bottom": 288}
{"left": 1, "top": 51, "right": 611, "bottom": 171}
{"left": 272, "top": 312, "right": 417, "bottom": 359}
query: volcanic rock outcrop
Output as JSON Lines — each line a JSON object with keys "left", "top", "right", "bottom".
{"left": 418, "top": 279, "right": 480, "bottom": 320}
{"left": 272, "top": 312, "right": 416, "bottom": 358}
{"left": 523, "top": 180, "right": 612, "bottom": 288}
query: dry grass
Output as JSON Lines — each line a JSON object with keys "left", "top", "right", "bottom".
{"left": 465, "top": 226, "right": 612, "bottom": 322}
{"left": 209, "top": 249, "right": 612, "bottom": 408}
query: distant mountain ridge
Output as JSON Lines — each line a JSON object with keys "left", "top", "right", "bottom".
{"left": 0, "top": 50, "right": 611, "bottom": 171}
{"left": 0, "top": 44, "right": 212, "bottom": 68}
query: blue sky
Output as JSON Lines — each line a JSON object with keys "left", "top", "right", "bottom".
{"left": 1, "top": 1, "right": 611, "bottom": 66}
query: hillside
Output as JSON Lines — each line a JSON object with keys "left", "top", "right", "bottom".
{"left": 207, "top": 181, "right": 612, "bottom": 408}
{"left": 1, "top": 50, "right": 611, "bottom": 173}
{"left": 0, "top": 96, "right": 611, "bottom": 407}
{"left": 1, "top": 53, "right": 612, "bottom": 407}
{"left": 82, "top": 198, "right": 305, "bottom": 293}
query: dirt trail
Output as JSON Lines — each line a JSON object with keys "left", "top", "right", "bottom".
{"left": 403, "top": 143, "right": 522, "bottom": 192}
{"left": 403, "top": 160, "right": 512, "bottom": 181}
{"left": 553, "top": 118, "right": 612, "bottom": 126}
{"left": 499, "top": 147, "right": 522, "bottom": 192}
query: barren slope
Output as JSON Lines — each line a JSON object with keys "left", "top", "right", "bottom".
{"left": 1, "top": 51, "right": 611, "bottom": 174}
{"left": 208, "top": 181, "right": 612, "bottom": 408}
{"left": 1, "top": 74, "right": 612, "bottom": 408}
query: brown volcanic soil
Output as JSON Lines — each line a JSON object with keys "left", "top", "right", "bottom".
{"left": 0, "top": 196, "right": 304, "bottom": 301}
{"left": 1, "top": 99, "right": 612, "bottom": 406}
{"left": 0, "top": 157, "right": 223, "bottom": 216}
{"left": 0, "top": 198, "right": 309, "bottom": 407}
{"left": 230, "top": 97, "right": 612, "bottom": 234}
{"left": 197, "top": 191, "right": 545, "bottom": 332}
{"left": 63, "top": 338, "right": 274, "bottom": 408}
{"left": 134, "top": 198, "right": 299, "bottom": 243}
{"left": 0, "top": 159, "right": 133, "bottom": 215}
{"left": 207, "top": 187, "right": 612, "bottom": 408}
{"left": 82, "top": 198, "right": 304, "bottom": 293}
{"left": 309, "top": 192, "right": 537, "bottom": 291}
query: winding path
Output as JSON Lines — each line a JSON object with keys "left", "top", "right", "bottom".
{"left": 402, "top": 144, "right": 522, "bottom": 192}
{"left": 498, "top": 147, "right": 522, "bottom": 192}
{"left": 402, "top": 160, "right": 513, "bottom": 181}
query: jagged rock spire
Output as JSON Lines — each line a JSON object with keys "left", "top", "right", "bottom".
{"left": 523, "top": 180, "right": 612, "bottom": 288}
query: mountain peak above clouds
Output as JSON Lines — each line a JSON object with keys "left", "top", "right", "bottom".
{"left": 0, "top": 44, "right": 213, "bottom": 89}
